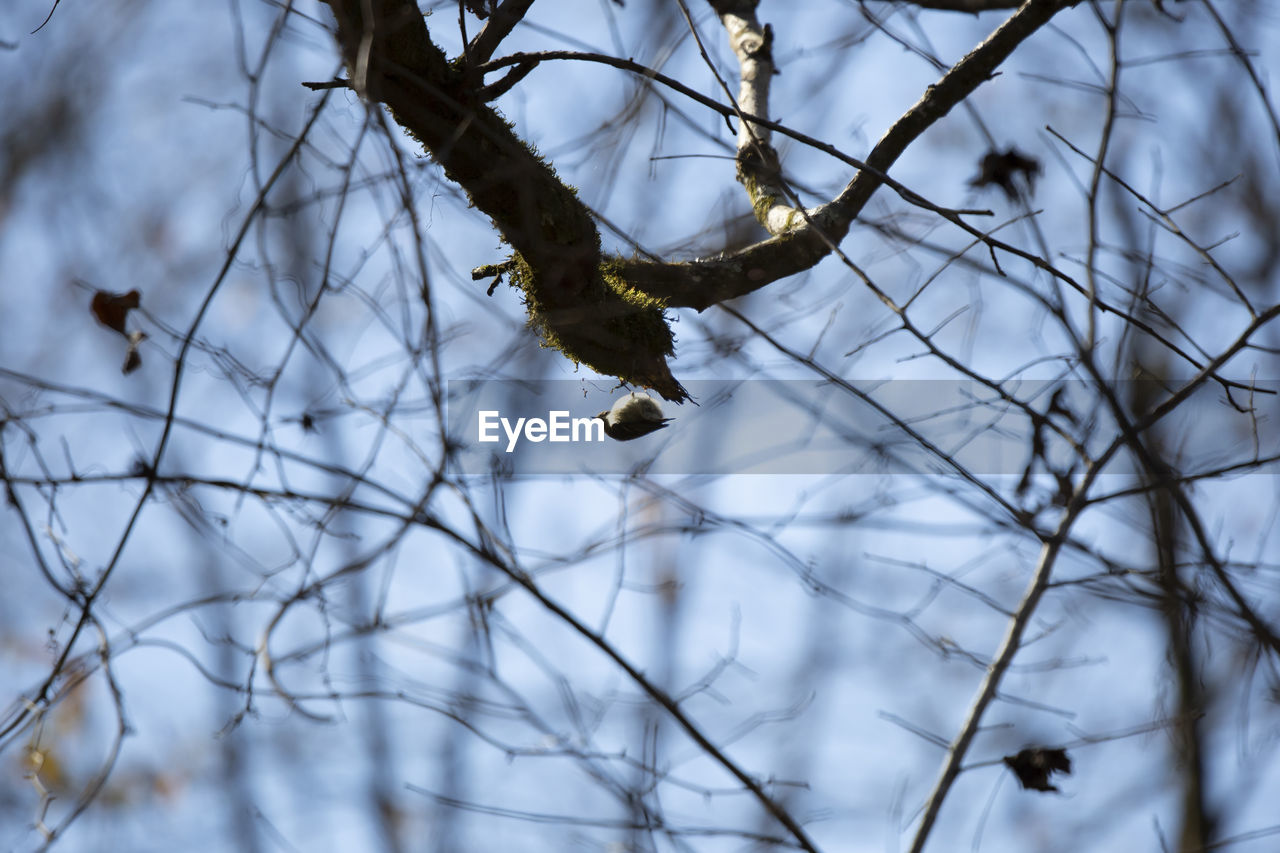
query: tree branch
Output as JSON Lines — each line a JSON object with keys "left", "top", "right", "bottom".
{"left": 619, "top": 0, "right": 1081, "bottom": 309}
{"left": 467, "top": 0, "right": 536, "bottom": 66}
{"left": 320, "top": 0, "right": 689, "bottom": 400}
{"left": 319, "top": 0, "right": 1077, "bottom": 396}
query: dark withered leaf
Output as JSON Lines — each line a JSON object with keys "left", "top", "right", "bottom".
{"left": 970, "top": 147, "right": 1042, "bottom": 200}
{"left": 1003, "top": 747, "right": 1072, "bottom": 792}
{"left": 91, "top": 289, "right": 141, "bottom": 336}
{"left": 91, "top": 290, "right": 146, "bottom": 373}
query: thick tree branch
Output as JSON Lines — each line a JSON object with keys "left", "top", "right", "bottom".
{"left": 319, "top": 0, "right": 1075, "bottom": 396}
{"left": 321, "top": 0, "right": 689, "bottom": 400}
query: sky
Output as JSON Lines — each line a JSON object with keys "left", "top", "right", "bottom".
{"left": 3, "top": 1, "right": 1280, "bottom": 851}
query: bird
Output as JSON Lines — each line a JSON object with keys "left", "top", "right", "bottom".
{"left": 595, "top": 392, "right": 673, "bottom": 441}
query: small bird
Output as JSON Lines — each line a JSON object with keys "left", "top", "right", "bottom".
{"left": 596, "top": 392, "right": 673, "bottom": 441}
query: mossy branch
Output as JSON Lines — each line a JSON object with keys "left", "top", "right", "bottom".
{"left": 320, "top": 0, "right": 688, "bottom": 401}
{"left": 319, "top": 0, "right": 1076, "bottom": 400}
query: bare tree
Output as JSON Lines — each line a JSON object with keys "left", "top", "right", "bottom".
{"left": 3, "top": 1, "right": 1279, "bottom": 851}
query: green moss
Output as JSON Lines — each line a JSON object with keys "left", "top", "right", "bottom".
{"left": 507, "top": 252, "right": 675, "bottom": 382}
{"left": 599, "top": 257, "right": 676, "bottom": 356}
{"left": 742, "top": 171, "right": 780, "bottom": 227}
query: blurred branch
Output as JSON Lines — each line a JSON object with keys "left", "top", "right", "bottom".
{"left": 1147, "top": 447, "right": 1215, "bottom": 852}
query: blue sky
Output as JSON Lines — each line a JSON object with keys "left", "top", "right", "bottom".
{"left": 3, "top": 1, "right": 1280, "bottom": 851}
